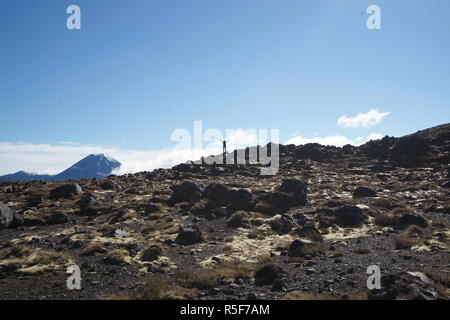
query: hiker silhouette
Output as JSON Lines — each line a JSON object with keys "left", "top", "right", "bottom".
{"left": 221, "top": 140, "right": 228, "bottom": 154}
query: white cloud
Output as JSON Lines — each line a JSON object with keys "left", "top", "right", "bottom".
{"left": 285, "top": 135, "right": 354, "bottom": 147}
{"left": 285, "top": 132, "right": 384, "bottom": 147}
{"left": 337, "top": 109, "right": 390, "bottom": 128}
{"left": 366, "top": 132, "right": 384, "bottom": 141}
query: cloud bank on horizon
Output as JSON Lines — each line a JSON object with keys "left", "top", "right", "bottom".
{"left": 286, "top": 109, "right": 389, "bottom": 148}
{"left": 0, "top": 109, "right": 390, "bottom": 176}
{"left": 285, "top": 132, "right": 384, "bottom": 147}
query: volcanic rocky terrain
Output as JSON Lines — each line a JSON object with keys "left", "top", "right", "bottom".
{"left": 0, "top": 124, "right": 449, "bottom": 300}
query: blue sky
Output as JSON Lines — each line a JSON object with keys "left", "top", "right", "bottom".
{"left": 0, "top": 0, "right": 449, "bottom": 174}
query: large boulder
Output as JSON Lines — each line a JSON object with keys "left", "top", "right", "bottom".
{"left": 353, "top": 186, "right": 377, "bottom": 198}
{"left": 369, "top": 272, "right": 448, "bottom": 300}
{"left": 269, "top": 214, "right": 296, "bottom": 235}
{"left": 292, "top": 212, "right": 310, "bottom": 226}
{"left": 287, "top": 239, "right": 319, "bottom": 257}
{"left": 9, "top": 212, "right": 24, "bottom": 228}
{"left": 397, "top": 213, "right": 428, "bottom": 229}
{"left": 390, "top": 136, "right": 431, "bottom": 167}
{"left": 295, "top": 223, "right": 323, "bottom": 241}
{"left": 229, "top": 188, "right": 253, "bottom": 211}
{"left": 342, "top": 144, "right": 357, "bottom": 155}
{"left": 141, "top": 245, "right": 163, "bottom": 262}
{"left": 295, "top": 143, "right": 338, "bottom": 162}
{"left": 50, "top": 184, "right": 83, "bottom": 200}
{"left": 360, "top": 136, "right": 395, "bottom": 160}
{"left": 46, "top": 212, "right": 70, "bottom": 225}
{"left": 278, "top": 179, "right": 308, "bottom": 206}
{"left": 334, "top": 205, "right": 366, "bottom": 227}
{"left": 169, "top": 181, "right": 205, "bottom": 204}
{"left": 263, "top": 192, "right": 297, "bottom": 215}
{"left": 175, "top": 224, "right": 204, "bottom": 245}
{"left": 0, "top": 203, "right": 14, "bottom": 229}
{"left": 78, "top": 193, "right": 97, "bottom": 210}
{"left": 145, "top": 202, "right": 160, "bottom": 214}
{"left": 100, "top": 179, "right": 121, "bottom": 190}
{"left": 190, "top": 199, "right": 226, "bottom": 219}
{"left": 254, "top": 264, "right": 285, "bottom": 285}
{"left": 227, "top": 211, "right": 251, "bottom": 228}
{"left": 203, "top": 183, "right": 232, "bottom": 206}
{"left": 173, "top": 163, "right": 195, "bottom": 173}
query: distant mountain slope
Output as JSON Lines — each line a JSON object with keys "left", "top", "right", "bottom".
{"left": 53, "top": 154, "right": 121, "bottom": 181}
{"left": 0, "top": 171, "right": 52, "bottom": 183}
{"left": 0, "top": 154, "right": 121, "bottom": 182}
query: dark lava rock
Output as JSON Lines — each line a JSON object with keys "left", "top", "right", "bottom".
{"left": 141, "top": 245, "right": 163, "bottom": 262}
{"left": 0, "top": 203, "right": 14, "bottom": 229}
{"left": 397, "top": 213, "right": 428, "bottom": 229}
{"left": 269, "top": 214, "right": 296, "bottom": 235}
{"left": 295, "top": 143, "right": 338, "bottom": 162}
{"left": 296, "top": 223, "right": 322, "bottom": 240}
{"left": 278, "top": 179, "right": 308, "bottom": 205}
{"left": 287, "top": 239, "right": 318, "bottom": 257}
{"left": 306, "top": 268, "right": 317, "bottom": 275}
{"left": 9, "top": 212, "right": 24, "bottom": 228}
{"left": 229, "top": 188, "right": 253, "bottom": 211}
{"left": 100, "top": 179, "right": 120, "bottom": 190}
{"left": 342, "top": 144, "right": 357, "bottom": 155}
{"left": 263, "top": 192, "right": 297, "bottom": 215}
{"left": 173, "top": 163, "right": 194, "bottom": 173}
{"left": 46, "top": 212, "right": 70, "bottom": 225}
{"left": 0, "top": 263, "right": 21, "bottom": 277}
{"left": 293, "top": 212, "right": 309, "bottom": 226}
{"left": 211, "top": 166, "right": 226, "bottom": 176}
{"left": 50, "top": 184, "right": 83, "bottom": 200}
{"left": 26, "top": 196, "right": 44, "bottom": 207}
{"left": 71, "top": 240, "right": 84, "bottom": 249}
{"left": 334, "top": 205, "right": 366, "bottom": 227}
{"left": 254, "top": 264, "right": 285, "bottom": 285}
{"left": 175, "top": 224, "right": 204, "bottom": 245}
{"left": 368, "top": 272, "right": 448, "bottom": 300}
{"left": 353, "top": 186, "right": 377, "bottom": 198}
{"left": 272, "top": 278, "right": 286, "bottom": 291}
{"left": 23, "top": 217, "right": 45, "bottom": 227}
{"left": 247, "top": 292, "right": 258, "bottom": 300}
{"left": 169, "top": 181, "right": 205, "bottom": 204}
{"left": 203, "top": 183, "right": 232, "bottom": 206}
{"left": 390, "top": 136, "right": 432, "bottom": 167}
{"left": 145, "top": 202, "right": 160, "bottom": 214}
{"left": 227, "top": 211, "right": 251, "bottom": 228}
{"left": 306, "top": 260, "right": 317, "bottom": 267}
{"left": 78, "top": 193, "right": 97, "bottom": 210}
{"left": 125, "top": 188, "right": 138, "bottom": 195}
{"left": 191, "top": 200, "right": 224, "bottom": 219}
